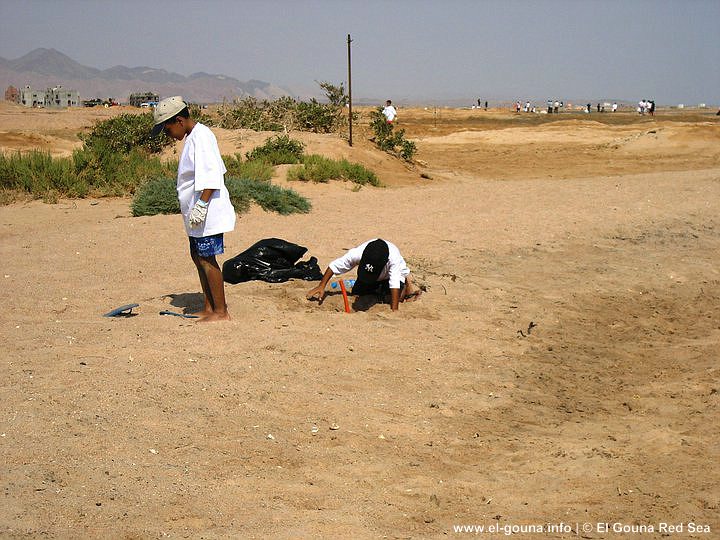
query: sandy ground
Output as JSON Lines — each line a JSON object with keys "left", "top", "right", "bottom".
{"left": 1, "top": 103, "right": 719, "bottom": 538}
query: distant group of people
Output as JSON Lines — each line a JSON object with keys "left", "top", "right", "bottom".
{"left": 638, "top": 99, "right": 656, "bottom": 115}
{"left": 546, "top": 100, "right": 564, "bottom": 114}
{"left": 475, "top": 99, "right": 489, "bottom": 110}
{"left": 583, "top": 102, "right": 618, "bottom": 113}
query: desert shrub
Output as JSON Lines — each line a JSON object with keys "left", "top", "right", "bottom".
{"left": 245, "top": 135, "right": 305, "bottom": 164}
{"left": 226, "top": 177, "right": 311, "bottom": 215}
{"left": 217, "top": 96, "right": 289, "bottom": 131}
{"left": 223, "top": 155, "right": 274, "bottom": 181}
{"left": 131, "top": 176, "right": 310, "bottom": 217}
{"left": 0, "top": 150, "right": 80, "bottom": 196}
{"left": 216, "top": 81, "right": 347, "bottom": 133}
{"left": 369, "top": 108, "right": 417, "bottom": 161}
{"left": 73, "top": 147, "right": 173, "bottom": 196}
{"left": 287, "top": 155, "right": 380, "bottom": 186}
{"left": 319, "top": 81, "right": 348, "bottom": 107}
{"left": 188, "top": 103, "right": 215, "bottom": 126}
{"left": 0, "top": 146, "right": 176, "bottom": 202}
{"left": 130, "top": 177, "right": 180, "bottom": 216}
{"left": 81, "top": 113, "right": 172, "bottom": 154}
{"left": 340, "top": 160, "right": 381, "bottom": 186}
{"left": 295, "top": 99, "right": 339, "bottom": 133}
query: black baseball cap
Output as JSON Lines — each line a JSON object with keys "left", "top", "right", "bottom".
{"left": 356, "top": 239, "right": 389, "bottom": 284}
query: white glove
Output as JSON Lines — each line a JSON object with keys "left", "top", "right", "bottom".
{"left": 188, "top": 199, "right": 209, "bottom": 227}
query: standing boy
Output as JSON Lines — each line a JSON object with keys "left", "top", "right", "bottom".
{"left": 306, "top": 239, "right": 421, "bottom": 311}
{"left": 382, "top": 100, "right": 397, "bottom": 123}
{"left": 151, "top": 96, "right": 235, "bottom": 322}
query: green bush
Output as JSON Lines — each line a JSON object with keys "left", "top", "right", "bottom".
{"left": 188, "top": 103, "right": 215, "bottom": 126}
{"left": 216, "top": 82, "right": 347, "bottom": 133}
{"left": 76, "top": 147, "right": 174, "bottom": 195}
{"left": 81, "top": 112, "right": 172, "bottom": 154}
{"left": 130, "top": 177, "right": 180, "bottom": 216}
{"left": 369, "top": 108, "right": 417, "bottom": 161}
{"left": 131, "top": 176, "right": 310, "bottom": 217}
{"left": 217, "top": 96, "right": 289, "bottom": 131}
{"left": 0, "top": 150, "right": 78, "bottom": 196}
{"left": 287, "top": 155, "right": 380, "bottom": 186}
{"left": 226, "top": 177, "right": 311, "bottom": 215}
{"left": 245, "top": 135, "right": 305, "bottom": 164}
{"left": 0, "top": 146, "right": 175, "bottom": 202}
{"left": 295, "top": 99, "right": 340, "bottom": 133}
{"left": 223, "top": 155, "right": 274, "bottom": 181}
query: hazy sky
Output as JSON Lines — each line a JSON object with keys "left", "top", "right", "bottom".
{"left": 1, "top": 0, "right": 718, "bottom": 105}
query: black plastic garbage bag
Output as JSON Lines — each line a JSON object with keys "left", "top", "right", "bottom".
{"left": 222, "top": 238, "right": 323, "bottom": 284}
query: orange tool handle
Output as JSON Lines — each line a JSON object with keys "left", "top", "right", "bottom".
{"left": 338, "top": 280, "right": 351, "bottom": 313}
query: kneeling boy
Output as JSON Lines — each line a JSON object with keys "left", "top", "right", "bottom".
{"left": 306, "top": 238, "right": 420, "bottom": 311}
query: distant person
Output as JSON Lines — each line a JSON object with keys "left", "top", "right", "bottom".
{"left": 649, "top": 100, "right": 656, "bottom": 116}
{"left": 597, "top": 103, "right": 601, "bottom": 113}
{"left": 554, "top": 100, "right": 559, "bottom": 113}
{"left": 478, "top": 98, "right": 482, "bottom": 108}
{"left": 151, "top": 96, "right": 236, "bottom": 322}
{"left": 547, "top": 99, "right": 553, "bottom": 113}
{"left": 515, "top": 100, "right": 521, "bottom": 113}
{"left": 306, "top": 239, "right": 421, "bottom": 312}
{"left": 524, "top": 101, "right": 530, "bottom": 112}
{"left": 382, "top": 100, "right": 397, "bottom": 123}
{"left": 612, "top": 102, "right": 618, "bottom": 112}
{"left": 586, "top": 103, "right": 591, "bottom": 113}
{"left": 484, "top": 101, "right": 488, "bottom": 110}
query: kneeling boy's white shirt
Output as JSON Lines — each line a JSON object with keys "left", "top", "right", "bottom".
{"left": 328, "top": 239, "right": 410, "bottom": 289}
{"left": 177, "top": 123, "right": 236, "bottom": 237}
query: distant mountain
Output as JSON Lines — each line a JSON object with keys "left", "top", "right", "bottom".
{"left": 7, "top": 48, "right": 102, "bottom": 79}
{"left": 0, "top": 48, "right": 293, "bottom": 103}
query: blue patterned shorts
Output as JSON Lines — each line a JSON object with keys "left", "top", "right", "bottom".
{"left": 189, "top": 233, "right": 224, "bottom": 258}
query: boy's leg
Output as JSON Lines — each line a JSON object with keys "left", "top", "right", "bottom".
{"left": 189, "top": 234, "right": 230, "bottom": 322}
{"left": 191, "top": 251, "right": 214, "bottom": 316}
{"left": 196, "top": 255, "right": 230, "bottom": 322}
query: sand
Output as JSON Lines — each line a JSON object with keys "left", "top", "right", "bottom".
{"left": 1, "top": 102, "right": 719, "bottom": 538}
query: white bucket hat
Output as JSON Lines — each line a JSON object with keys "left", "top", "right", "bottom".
{"left": 151, "top": 96, "right": 187, "bottom": 136}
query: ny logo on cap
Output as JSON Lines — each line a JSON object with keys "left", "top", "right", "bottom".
{"left": 364, "top": 263, "right": 374, "bottom": 272}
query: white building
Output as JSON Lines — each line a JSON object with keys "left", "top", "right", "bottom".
{"left": 19, "top": 86, "right": 46, "bottom": 107}
{"left": 19, "top": 85, "right": 80, "bottom": 108}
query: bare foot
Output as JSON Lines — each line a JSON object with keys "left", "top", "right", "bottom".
{"left": 197, "top": 312, "right": 231, "bottom": 323}
{"left": 191, "top": 309, "right": 213, "bottom": 318}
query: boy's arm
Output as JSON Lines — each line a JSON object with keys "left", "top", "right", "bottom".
{"left": 306, "top": 267, "right": 335, "bottom": 304}
{"left": 390, "top": 288, "right": 400, "bottom": 311}
{"left": 199, "top": 188, "right": 216, "bottom": 202}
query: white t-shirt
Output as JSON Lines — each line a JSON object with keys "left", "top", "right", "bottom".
{"left": 328, "top": 239, "right": 410, "bottom": 289}
{"left": 382, "top": 105, "right": 397, "bottom": 122}
{"left": 176, "top": 123, "right": 236, "bottom": 237}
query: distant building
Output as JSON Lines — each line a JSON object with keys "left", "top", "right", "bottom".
{"left": 20, "top": 86, "right": 46, "bottom": 107}
{"left": 46, "top": 86, "right": 80, "bottom": 108}
{"left": 19, "top": 85, "right": 80, "bottom": 108}
{"left": 129, "top": 92, "right": 159, "bottom": 107}
{"left": 5, "top": 85, "right": 20, "bottom": 103}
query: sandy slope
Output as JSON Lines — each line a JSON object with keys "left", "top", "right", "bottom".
{"left": 1, "top": 103, "right": 719, "bottom": 538}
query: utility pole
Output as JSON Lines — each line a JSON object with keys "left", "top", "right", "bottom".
{"left": 347, "top": 33, "right": 353, "bottom": 147}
